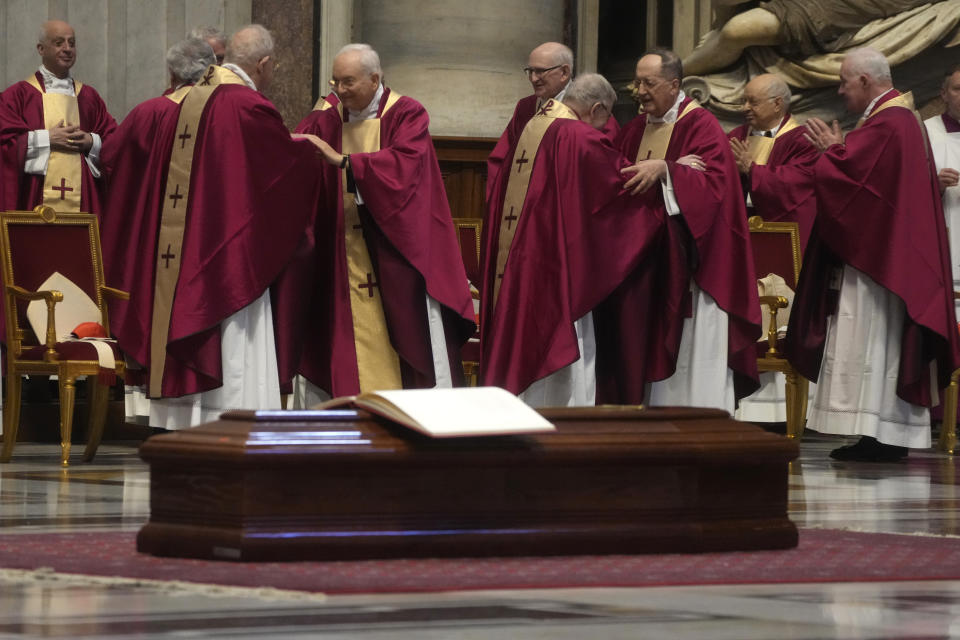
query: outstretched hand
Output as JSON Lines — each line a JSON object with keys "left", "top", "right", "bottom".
{"left": 621, "top": 159, "right": 668, "bottom": 195}
{"left": 292, "top": 133, "right": 343, "bottom": 166}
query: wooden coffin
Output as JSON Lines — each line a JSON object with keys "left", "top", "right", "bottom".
{"left": 137, "top": 406, "right": 798, "bottom": 561}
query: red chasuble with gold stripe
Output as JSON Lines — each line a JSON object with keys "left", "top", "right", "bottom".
{"left": 616, "top": 97, "right": 762, "bottom": 399}
{"left": 785, "top": 90, "right": 960, "bottom": 405}
{"left": 295, "top": 88, "right": 475, "bottom": 396}
{"left": 480, "top": 99, "right": 675, "bottom": 396}
{"left": 728, "top": 115, "right": 819, "bottom": 250}
{"left": 99, "top": 67, "right": 320, "bottom": 397}
{"left": 0, "top": 72, "right": 116, "bottom": 215}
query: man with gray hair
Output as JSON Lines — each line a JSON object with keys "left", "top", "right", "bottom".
{"left": 788, "top": 48, "right": 960, "bottom": 460}
{"left": 166, "top": 37, "right": 216, "bottom": 91}
{"left": 489, "top": 43, "right": 617, "bottom": 204}
{"left": 294, "top": 43, "right": 475, "bottom": 401}
{"left": 190, "top": 25, "right": 227, "bottom": 65}
{"left": 480, "top": 73, "right": 673, "bottom": 406}
{"left": 100, "top": 24, "right": 322, "bottom": 429}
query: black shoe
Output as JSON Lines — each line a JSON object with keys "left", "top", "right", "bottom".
{"left": 830, "top": 436, "right": 908, "bottom": 462}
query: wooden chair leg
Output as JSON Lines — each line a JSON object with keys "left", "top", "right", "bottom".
{"left": 796, "top": 375, "right": 808, "bottom": 439}
{"left": 784, "top": 370, "right": 799, "bottom": 439}
{"left": 58, "top": 376, "right": 76, "bottom": 467}
{"left": 83, "top": 379, "right": 110, "bottom": 462}
{"left": 938, "top": 371, "right": 959, "bottom": 455}
{"left": 1, "top": 375, "right": 22, "bottom": 463}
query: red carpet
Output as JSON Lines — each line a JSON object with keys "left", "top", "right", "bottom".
{"left": 1, "top": 529, "right": 959, "bottom": 594}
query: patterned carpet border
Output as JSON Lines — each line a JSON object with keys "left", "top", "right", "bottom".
{"left": 1, "top": 529, "right": 959, "bottom": 595}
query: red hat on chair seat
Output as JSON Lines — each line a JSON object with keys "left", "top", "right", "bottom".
{"left": 71, "top": 322, "right": 108, "bottom": 339}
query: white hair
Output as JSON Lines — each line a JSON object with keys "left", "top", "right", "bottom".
{"left": 845, "top": 47, "right": 892, "bottom": 84}
{"left": 190, "top": 25, "right": 226, "bottom": 47}
{"left": 224, "top": 24, "right": 274, "bottom": 69}
{"left": 765, "top": 75, "right": 792, "bottom": 106}
{"left": 564, "top": 73, "right": 617, "bottom": 111}
{"left": 336, "top": 43, "right": 382, "bottom": 75}
{"left": 166, "top": 38, "right": 216, "bottom": 84}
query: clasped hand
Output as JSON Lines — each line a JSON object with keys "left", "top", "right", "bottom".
{"left": 49, "top": 120, "right": 92, "bottom": 153}
{"left": 621, "top": 154, "right": 706, "bottom": 195}
{"left": 803, "top": 117, "right": 843, "bottom": 152}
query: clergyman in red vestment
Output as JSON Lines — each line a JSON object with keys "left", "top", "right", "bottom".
{"left": 727, "top": 73, "right": 818, "bottom": 423}
{"left": 0, "top": 20, "right": 116, "bottom": 216}
{"left": 294, "top": 43, "right": 475, "bottom": 402}
{"left": 480, "top": 73, "right": 679, "bottom": 406}
{"left": 615, "top": 48, "right": 761, "bottom": 412}
{"left": 100, "top": 26, "right": 322, "bottom": 429}
{"left": 788, "top": 48, "right": 960, "bottom": 461}
{"left": 487, "top": 42, "right": 619, "bottom": 210}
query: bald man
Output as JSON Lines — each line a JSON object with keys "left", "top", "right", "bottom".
{"left": 788, "top": 48, "right": 960, "bottom": 461}
{"left": 0, "top": 20, "right": 116, "bottom": 215}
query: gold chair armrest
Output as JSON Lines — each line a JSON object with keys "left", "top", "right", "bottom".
{"left": 101, "top": 286, "right": 130, "bottom": 301}
{"left": 7, "top": 285, "right": 63, "bottom": 303}
{"left": 758, "top": 295, "right": 789, "bottom": 357}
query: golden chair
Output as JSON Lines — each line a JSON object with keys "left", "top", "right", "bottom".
{"left": 748, "top": 215, "right": 809, "bottom": 439}
{"left": 0, "top": 206, "right": 128, "bottom": 466}
{"left": 938, "top": 292, "right": 960, "bottom": 455}
{"left": 454, "top": 217, "right": 482, "bottom": 386}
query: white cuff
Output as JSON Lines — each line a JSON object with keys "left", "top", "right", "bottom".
{"left": 661, "top": 165, "right": 681, "bottom": 216}
{"left": 25, "top": 129, "right": 51, "bottom": 175}
{"left": 84, "top": 133, "right": 102, "bottom": 178}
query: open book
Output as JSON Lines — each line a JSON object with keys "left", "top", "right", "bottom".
{"left": 315, "top": 386, "right": 555, "bottom": 438}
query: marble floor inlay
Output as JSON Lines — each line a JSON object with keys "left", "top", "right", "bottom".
{"left": 0, "top": 434, "right": 958, "bottom": 639}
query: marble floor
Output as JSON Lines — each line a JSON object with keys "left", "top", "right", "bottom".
{"left": 0, "top": 431, "right": 959, "bottom": 639}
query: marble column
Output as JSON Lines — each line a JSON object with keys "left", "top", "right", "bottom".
{"left": 355, "top": 0, "right": 567, "bottom": 138}
{"left": 252, "top": 0, "right": 315, "bottom": 128}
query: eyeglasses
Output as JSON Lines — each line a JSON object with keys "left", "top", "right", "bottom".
{"left": 632, "top": 77, "right": 665, "bottom": 91}
{"left": 523, "top": 64, "right": 564, "bottom": 78}
{"left": 740, "top": 96, "right": 778, "bottom": 108}
{"left": 329, "top": 76, "right": 363, "bottom": 90}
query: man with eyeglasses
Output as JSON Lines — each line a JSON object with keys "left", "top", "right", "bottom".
{"left": 728, "top": 74, "right": 817, "bottom": 250}
{"left": 96, "top": 24, "right": 323, "bottom": 429}
{"left": 293, "top": 43, "right": 476, "bottom": 402}
{"left": 786, "top": 48, "right": 960, "bottom": 461}
{"left": 612, "top": 48, "right": 761, "bottom": 412}
{"left": 727, "top": 73, "right": 818, "bottom": 426}
{"left": 480, "top": 73, "right": 677, "bottom": 406}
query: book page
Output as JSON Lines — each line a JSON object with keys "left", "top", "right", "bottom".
{"left": 364, "top": 387, "right": 555, "bottom": 437}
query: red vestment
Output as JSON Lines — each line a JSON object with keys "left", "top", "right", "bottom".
{"left": 481, "top": 110, "right": 679, "bottom": 397}
{"left": 100, "top": 85, "right": 320, "bottom": 397}
{"left": 487, "top": 95, "right": 619, "bottom": 208}
{"left": 615, "top": 98, "right": 762, "bottom": 398}
{"left": 0, "top": 72, "right": 116, "bottom": 214}
{"left": 295, "top": 89, "right": 475, "bottom": 396}
{"left": 728, "top": 119, "right": 818, "bottom": 250}
{"left": 785, "top": 90, "right": 960, "bottom": 405}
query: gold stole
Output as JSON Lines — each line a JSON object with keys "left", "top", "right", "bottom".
{"left": 339, "top": 91, "right": 404, "bottom": 392}
{"left": 493, "top": 99, "right": 577, "bottom": 307}
{"left": 312, "top": 95, "right": 335, "bottom": 111}
{"left": 633, "top": 100, "right": 700, "bottom": 162}
{"left": 857, "top": 91, "right": 915, "bottom": 129}
{"left": 26, "top": 75, "right": 84, "bottom": 212}
{"left": 746, "top": 116, "right": 801, "bottom": 166}
{"left": 148, "top": 66, "right": 245, "bottom": 397}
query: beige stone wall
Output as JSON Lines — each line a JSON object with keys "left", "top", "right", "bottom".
{"left": 0, "top": 0, "right": 252, "bottom": 122}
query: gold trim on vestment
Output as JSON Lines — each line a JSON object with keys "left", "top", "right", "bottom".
{"left": 165, "top": 85, "right": 192, "bottom": 105}
{"left": 747, "top": 115, "right": 801, "bottom": 166}
{"left": 26, "top": 75, "right": 83, "bottom": 212}
{"left": 633, "top": 100, "right": 700, "bottom": 162}
{"left": 148, "top": 65, "right": 245, "bottom": 397}
{"left": 493, "top": 99, "right": 577, "bottom": 307}
{"left": 338, "top": 90, "right": 403, "bottom": 392}
{"left": 857, "top": 91, "right": 915, "bottom": 129}
{"left": 312, "top": 95, "right": 334, "bottom": 111}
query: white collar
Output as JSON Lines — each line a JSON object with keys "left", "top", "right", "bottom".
{"left": 752, "top": 115, "right": 785, "bottom": 137}
{"left": 862, "top": 88, "right": 896, "bottom": 120}
{"left": 648, "top": 90, "right": 686, "bottom": 124}
{"left": 222, "top": 63, "right": 257, "bottom": 90}
{"left": 38, "top": 64, "right": 74, "bottom": 96}
{"left": 349, "top": 83, "right": 385, "bottom": 121}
